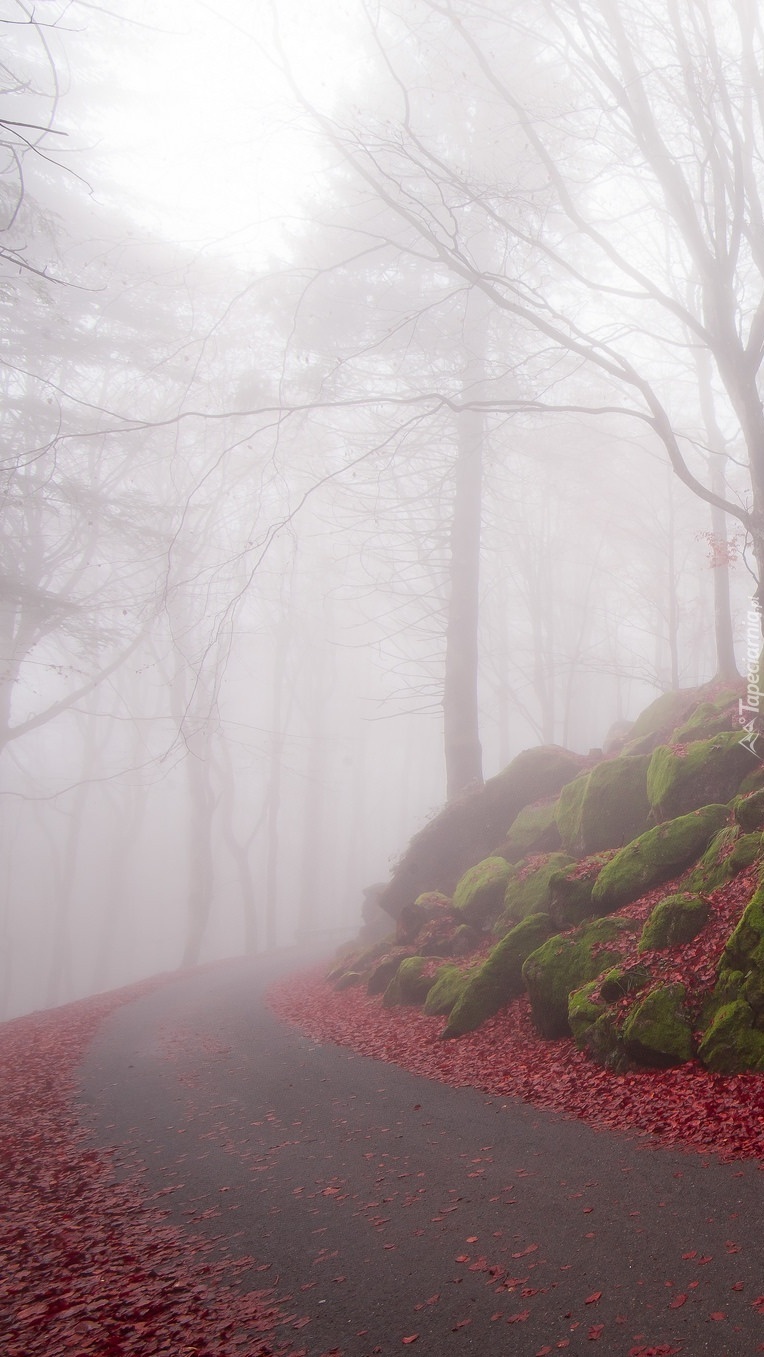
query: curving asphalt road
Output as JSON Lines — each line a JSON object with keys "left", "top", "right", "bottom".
{"left": 77, "top": 950, "right": 764, "bottom": 1357}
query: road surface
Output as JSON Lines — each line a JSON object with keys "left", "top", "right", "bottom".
{"left": 77, "top": 950, "right": 764, "bottom": 1356}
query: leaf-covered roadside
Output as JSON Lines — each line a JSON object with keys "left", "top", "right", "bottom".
{"left": 0, "top": 982, "right": 299, "bottom": 1357}
{"left": 268, "top": 908, "right": 764, "bottom": 1165}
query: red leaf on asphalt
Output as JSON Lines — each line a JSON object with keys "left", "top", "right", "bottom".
{"left": 669, "top": 1293, "right": 687, "bottom": 1308}
{"left": 588, "top": 1323, "right": 605, "bottom": 1339}
{"left": 402, "top": 1336, "right": 419, "bottom": 1345}
{"left": 585, "top": 1291, "right": 602, "bottom": 1304}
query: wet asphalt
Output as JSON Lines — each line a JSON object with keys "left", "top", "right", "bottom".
{"left": 77, "top": 950, "right": 764, "bottom": 1357}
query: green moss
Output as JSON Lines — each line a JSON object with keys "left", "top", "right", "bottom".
{"left": 452, "top": 856, "right": 514, "bottom": 928}
{"left": 627, "top": 689, "right": 699, "bottom": 745}
{"left": 501, "top": 851, "right": 576, "bottom": 926}
{"left": 621, "top": 983, "right": 694, "bottom": 1067}
{"left": 500, "top": 799, "right": 562, "bottom": 863}
{"left": 557, "top": 755, "right": 651, "bottom": 856}
{"left": 670, "top": 700, "right": 737, "bottom": 744}
{"left": 700, "top": 968, "right": 745, "bottom": 1029}
{"left": 413, "top": 891, "right": 452, "bottom": 910}
{"left": 738, "top": 764, "right": 764, "bottom": 796}
{"left": 698, "top": 1000, "right": 764, "bottom": 1073}
{"left": 443, "top": 913, "right": 557, "bottom": 1038}
{"left": 599, "top": 962, "right": 651, "bottom": 1001}
{"left": 734, "top": 789, "right": 764, "bottom": 833}
{"left": 382, "top": 955, "right": 433, "bottom": 1007}
{"left": 721, "top": 885, "right": 764, "bottom": 976}
{"left": 647, "top": 732, "right": 750, "bottom": 820}
{"left": 639, "top": 893, "right": 709, "bottom": 952}
{"left": 568, "top": 980, "right": 604, "bottom": 1045}
{"left": 423, "top": 964, "right": 473, "bottom": 1017}
{"left": 555, "top": 773, "right": 591, "bottom": 854}
{"left": 683, "top": 825, "right": 739, "bottom": 892}
{"left": 367, "top": 951, "right": 412, "bottom": 995}
{"left": 522, "top": 916, "right": 637, "bottom": 1038}
{"left": 590, "top": 804, "right": 729, "bottom": 913}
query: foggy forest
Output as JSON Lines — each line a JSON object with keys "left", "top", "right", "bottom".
{"left": 3, "top": 0, "right": 762, "bottom": 1023}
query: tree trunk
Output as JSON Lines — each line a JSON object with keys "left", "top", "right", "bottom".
{"left": 443, "top": 301, "right": 486, "bottom": 800}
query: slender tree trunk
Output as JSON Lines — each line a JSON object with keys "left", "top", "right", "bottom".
{"left": 443, "top": 310, "right": 485, "bottom": 800}
{"left": 180, "top": 722, "right": 217, "bottom": 968}
{"left": 696, "top": 350, "right": 741, "bottom": 680}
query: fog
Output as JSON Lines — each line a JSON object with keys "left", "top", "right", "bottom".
{"left": 1, "top": 0, "right": 759, "bottom": 1018}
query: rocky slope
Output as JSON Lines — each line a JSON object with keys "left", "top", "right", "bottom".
{"left": 331, "top": 682, "right": 764, "bottom": 1077}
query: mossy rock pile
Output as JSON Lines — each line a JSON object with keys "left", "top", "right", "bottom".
{"left": 501, "top": 852, "right": 576, "bottom": 927}
{"left": 556, "top": 754, "right": 651, "bottom": 856}
{"left": 339, "top": 681, "right": 764, "bottom": 1076}
{"left": 423, "top": 963, "right": 475, "bottom": 1017}
{"left": 639, "top": 893, "right": 709, "bottom": 952}
{"left": 547, "top": 855, "right": 610, "bottom": 927}
{"left": 647, "top": 732, "right": 750, "bottom": 821}
{"left": 443, "top": 912, "right": 557, "bottom": 1038}
{"left": 734, "top": 789, "right": 764, "bottom": 833}
{"left": 499, "top": 799, "right": 562, "bottom": 862}
{"left": 590, "top": 804, "right": 729, "bottom": 913}
{"left": 622, "top": 689, "right": 702, "bottom": 754}
{"left": 684, "top": 827, "right": 761, "bottom": 894}
{"left": 621, "top": 983, "right": 694, "bottom": 1067}
{"left": 376, "top": 744, "right": 586, "bottom": 922}
{"left": 453, "top": 856, "right": 514, "bottom": 929}
{"left": 522, "top": 916, "right": 637, "bottom": 1038}
{"left": 382, "top": 956, "right": 434, "bottom": 1007}
{"left": 698, "top": 884, "right": 764, "bottom": 1072}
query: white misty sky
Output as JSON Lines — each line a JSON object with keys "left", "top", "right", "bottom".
{"left": 58, "top": 0, "right": 359, "bottom": 259}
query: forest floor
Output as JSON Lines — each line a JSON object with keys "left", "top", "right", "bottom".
{"left": 2, "top": 952, "right": 764, "bottom": 1357}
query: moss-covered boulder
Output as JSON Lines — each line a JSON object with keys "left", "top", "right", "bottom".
{"left": 684, "top": 825, "right": 739, "bottom": 892}
{"left": 568, "top": 980, "right": 606, "bottom": 1046}
{"left": 443, "top": 913, "right": 558, "bottom": 1038}
{"left": 334, "top": 970, "right": 364, "bottom": 991}
{"left": 599, "top": 962, "right": 651, "bottom": 1001}
{"left": 522, "top": 916, "right": 637, "bottom": 1038}
{"left": 734, "top": 788, "right": 764, "bottom": 833}
{"left": 499, "top": 799, "right": 562, "bottom": 863}
{"left": 547, "top": 855, "right": 610, "bottom": 927}
{"left": 452, "top": 922, "right": 481, "bottom": 956}
{"left": 327, "top": 937, "right": 389, "bottom": 987}
{"left": 555, "top": 774, "right": 591, "bottom": 854}
{"left": 720, "top": 886, "right": 764, "bottom": 977}
{"left": 623, "top": 689, "right": 701, "bottom": 755}
{"left": 698, "top": 1000, "right": 764, "bottom": 1073}
{"left": 382, "top": 956, "right": 434, "bottom": 1007}
{"left": 376, "top": 744, "right": 586, "bottom": 922}
{"left": 647, "top": 732, "right": 750, "bottom": 820}
{"left": 397, "top": 891, "right": 452, "bottom": 944}
{"left": 590, "top": 804, "right": 729, "bottom": 913}
{"left": 423, "top": 963, "right": 473, "bottom": 1017}
{"left": 695, "top": 885, "right": 764, "bottom": 1071}
{"left": 639, "top": 893, "right": 709, "bottom": 952}
{"left": 452, "top": 856, "right": 514, "bottom": 929}
{"left": 501, "top": 852, "right": 576, "bottom": 927}
{"left": 621, "top": 983, "right": 694, "bottom": 1067}
{"left": 556, "top": 755, "right": 651, "bottom": 856}
{"left": 367, "top": 949, "right": 414, "bottom": 995}
{"left": 670, "top": 698, "right": 738, "bottom": 745}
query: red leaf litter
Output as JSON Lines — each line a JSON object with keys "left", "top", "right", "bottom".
{"left": 0, "top": 980, "right": 300, "bottom": 1357}
{"left": 269, "top": 866, "right": 764, "bottom": 1163}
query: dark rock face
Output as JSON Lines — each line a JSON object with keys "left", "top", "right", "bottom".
{"left": 376, "top": 746, "right": 587, "bottom": 922}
